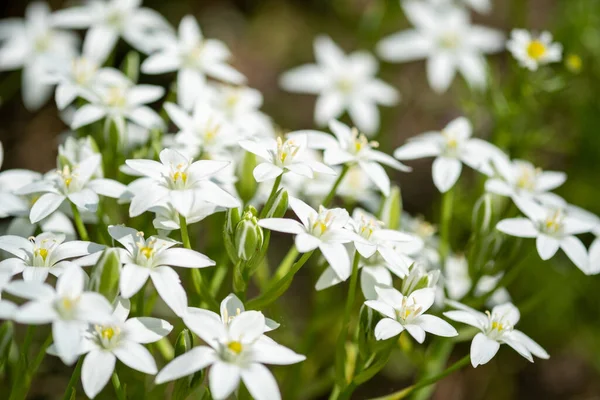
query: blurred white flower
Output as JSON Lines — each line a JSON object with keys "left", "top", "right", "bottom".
{"left": 156, "top": 310, "right": 305, "bottom": 400}
{"left": 107, "top": 225, "right": 214, "bottom": 316}
{"left": 239, "top": 135, "right": 335, "bottom": 182}
{"left": 259, "top": 197, "right": 360, "bottom": 280}
{"left": 16, "top": 154, "right": 126, "bottom": 223}
{"left": 297, "top": 120, "right": 410, "bottom": 196}
{"left": 78, "top": 298, "right": 172, "bottom": 398}
{"left": 394, "top": 117, "right": 504, "bottom": 193}
{"left": 280, "top": 35, "right": 398, "bottom": 135}
{"left": 377, "top": 1, "right": 504, "bottom": 92}
{"left": 429, "top": 0, "right": 492, "bottom": 14}
{"left": 164, "top": 101, "right": 237, "bottom": 159}
{"left": 0, "top": 232, "right": 103, "bottom": 282}
{"left": 125, "top": 148, "right": 239, "bottom": 218}
{"left": 150, "top": 202, "right": 222, "bottom": 233}
{"left": 71, "top": 70, "right": 165, "bottom": 132}
{"left": 141, "top": 15, "right": 245, "bottom": 110}
{"left": 0, "top": 2, "right": 78, "bottom": 110}
{"left": 496, "top": 197, "right": 594, "bottom": 273}
{"left": 486, "top": 158, "right": 566, "bottom": 203}
{"left": 507, "top": 29, "right": 562, "bottom": 71}
{"left": 444, "top": 302, "right": 549, "bottom": 367}
{"left": 365, "top": 286, "right": 458, "bottom": 342}
{"left": 53, "top": 0, "right": 171, "bottom": 62}
{"left": 5, "top": 264, "right": 113, "bottom": 365}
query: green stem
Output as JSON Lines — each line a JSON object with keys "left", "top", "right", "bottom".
{"left": 70, "top": 203, "right": 89, "bottom": 241}
{"left": 369, "top": 355, "right": 471, "bottom": 400}
{"left": 322, "top": 165, "right": 350, "bottom": 207}
{"left": 246, "top": 251, "right": 314, "bottom": 310}
{"left": 155, "top": 337, "right": 175, "bottom": 362}
{"left": 259, "top": 175, "right": 283, "bottom": 218}
{"left": 190, "top": 268, "right": 220, "bottom": 311}
{"left": 111, "top": 371, "right": 127, "bottom": 400}
{"left": 62, "top": 357, "right": 83, "bottom": 400}
{"left": 10, "top": 333, "right": 52, "bottom": 400}
{"left": 179, "top": 215, "right": 192, "bottom": 249}
{"left": 270, "top": 246, "right": 300, "bottom": 283}
{"left": 439, "top": 187, "right": 455, "bottom": 267}
{"left": 334, "top": 252, "right": 361, "bottom": 387}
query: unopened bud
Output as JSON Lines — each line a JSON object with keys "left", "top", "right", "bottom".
{"left": 235, "top": 206, "right": 264, "bottom": 261}
{"left": 235, "top": 151, "right": 258, "bottom": 204}
{"left": 224, "top": 207, "right": 242, "bottom": 263}
{"left": 89, "top": 248, "right": 121, "bottom": 302}
{"left": 174, "top": 328, "right": 193, "bottom": 357}
{"left": 378, "top": 185, "right": 402, "bottom": 229}
{"left": 262, "top": 188, "right": 289, "bottom": 219}
{"left": 401, "top": 263, "right": 439, "bottom": 295}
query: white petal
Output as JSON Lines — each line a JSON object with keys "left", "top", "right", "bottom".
{"left": 30, "top": 193, "right": 65, "bottom": 223}
{"left": 404, "top": 324, "right": 426, "bottom": 343}
{"left": 120, "top": 264, "right": 151, "bottom": 298}
{"left": 470, "top": 332, "right": 500, "bottom": 367}
{"left": 427, "top": 53, "right": 456, "bottom": 93}
{"left": 151, "top": 267, "right": 188, "bottom": 317}
{"left": 155, "top": 248, "right": 215, "bottom": 269}
{"left": 458, "top": 53, "right": 488, "bottom": 90}
{"left": 509, "top": 330, "right": 549, "bottom": 359}
{"left": 432, "top": 157, "right": 462, "bottom": 193}
{"left": 377, "top": 30, "right": 431, "bottom": 62}
{"left": 177, "top": 69, "right": 205, "bottom": 111}
{"left": 241, "top": 363, "right": 281, "bottom": 400}
{"left": 288, "top": 197, "right": 316, "bottom": 228}
{"left": 125, "top": 317, "right": 173, "bottom": 344}
{"left": 536, "top": 235, "right": 560, "bottom": 260}
{"left": 535, "top": 171, "right": 566, "bottom": 192}
{"left": 258, "top": 218, "right": 305, "bottom": 235}
{"left": 229, "top": 311, "right": 265, "bottom": 343}
{"left": 496, "top": 218, "right": 538, "bottom": 238}
{"left": 279, "top": 65, "right": 328, "bottom": 93}
{"left": 374, "top": 318, "right": 404, "bottom": 340}
{"left": 53, "top": 320, "right": 83, "bottom": 365}
{"left": 23, "top": 267, "right": 50, "bottom": 282}
{"left": 319, "top": 243, "right": 351, "bottom": 280}
{"left": 315, "top": 266, "right": 344, "bottom": 291}
{"left": 114, "top": 342, "right": 157, "bottom": 374}
{"left": 314, "top": 92, "right": 345, "bottom": 127}
{"left": 359, "top": 160, "right": 390, "bottom": 196}
{"left": 87, "top": 179, "right": 127, "bottom": 198}
{"left": 364, "top": 300, "right": 396, "bottom": 319}
{"left": 560, "top": 236, "right": 588, "bottom": 272}
{"left": 82, "top": 350, "right": 116, "bottom": 399}
{"left": 15, "top": 301, "right": 58, "bottom": 324}
{"left": 251, "top": 340, "right": 306, "bottom": 365}
{"left": 394, "top": 140, "right": 440, "bottom": 160}
{"left": 443, "top": 310, "right": 485, "bottom": 329}
{"left": 209, "top": 362, "right": 241, "bottom": 400}
{"left": 56, "top": 84, "right": 78, "bottom": 110}
{"left": 71, "top": 104, "right": 106, "bottom": 129}
{"left": 127, "top": 106, "right": 164, "bottom": 130}
{"left": 67, "top": 189, "right": 99, "bottom": 213}
{"left": 360, "top": 266, "right": 392, "bottom": 300}
{"left": 155, "top": 346, "right": 217, "bottom": 384}
{"left": 0, "top": 235, "right": 32, "bottom": 259}
{"left": 416, "top": 314, "right": 458, "bottom": 337}
{"left": 141, "top": 52, "right": 180, "bottom": 74}
{"left": 348, "top": 100, "right": 379, "bottom": 136}
{"left": 294, "top": 233, "right": 321, "bottom": 252}
{"left": 254, "top": 163, "right": 284, "bottom": 182}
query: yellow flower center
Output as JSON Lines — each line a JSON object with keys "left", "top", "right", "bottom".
{"left": 227, "top": 341, "right": 243, "bottom": 354}
{"left": 36, "top": 248, "right": 49, "bottom": 261}
{"left": 106, "top": 87, "right": 127, "bottom": 108}
{"left": 101, "top": 327, "right": 115, "bottom": 340}
{"left": 351, "top": 128, "right": 377, "bottom": 154}
{"left": 276, "top": 137, "right": 300, "bottom": 165}
{"left": 566, "top": 54, "right": 582, "bottom": 73}
{"left": 491, "top": 321, "right": 504, "bottom": 331}
{"left": 62, "top": 297, "right": 76, "bottom": 311}
{"left": 516, "top": 166, "right": 540, "bottom": 191}
{"left": 527, "top": 40, "right": 547, "bottom": 60}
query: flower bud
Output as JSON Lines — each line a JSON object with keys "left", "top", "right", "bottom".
{"left": 224, "top": 207, "right": 242, "bottom": 263}
{"left": 262, "top": 188, "right": 288, "bottom": 219}
{"left": 174, "top": 328, "right": 193, "bottom": 358}
{"left": 378, "top": 185, "right": 402, "bottom": 229}
{"left": 235, "top": 150, "right": 258, "bottom": 204}
{"left": 234, "top": 206, "right": 264, "bottom": 261}
{"left": 472, "top": 193, "right": 493, "bottom": 234}
{"left": 401, "top": 263, "right": 439, "bottom": 295}
{"left": 88, "top": 248, "right": 121, "bottom": 303}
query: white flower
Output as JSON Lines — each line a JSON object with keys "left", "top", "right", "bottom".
{"left": 280, "top": 35, "right": 398, "bottom": 135}
{"left": 496, "top": 197, "right": 594, "bottom": 273}
{"left": 507, "top": 29, "right": 562, "bottom": 71}
{"left": 348, "top": 209, "right": 414, "bottom": 276}
{"left": 377, "top": 1, "right": 504, "bottom": 92}
{"left": 107, "top": 225, "right": 215, "bottom": 316}
{"left": 125, "top": 148, "right": 240, "bottom": 218}
{"left": 141, "top": 15, "right": 245, "bottom": 110}
{"left": 71, "top": 70, "right": 165, "bottom": 131}
{"left": 16, "top": 154, "right": 126, "bottom": 223}
{"left": 259, "top": 197, "right": 360, "bottom": 280}
{"left": 485, "top": 158, "right": 566, "bottom": 202}
{"left": 0, "top": 168, "right": 76, "bottom": 237}
{"left": 0, "top": 266, "right": 17, "bottom": 320}
{"left": 394, "top": 117, "right": 504, "bottom": 193}
{"left": 0, "top": 232, "right": 103, "bottom": 282}
{"left": 297, "top": 120, "right": 410, "bottom": 196}
{"left": 365, "top": 286, "right": 458, "bottom": 343}
{"left": 444, "top": 301, "right": 549, "bottom": 367}
{"left": 5, "top": 264, "right": 113, "bottom": 365}
{"left": 150, "top": 202, "right": 221, "bottom": 233}
{"left": 78, "top": 298, "right": 172, "bottom": 398}
{"left": 53, "top": 0, "right": 171, "bottom": 62}
{"left": 0, "top": 2, "right": 79, "bottom": 110}
{"left": 164, "top": 100, "right": 238, "bottom": 159}
{"left": 428, "top": 0, "right": 492, "bottom": 14}
{"left": 156, "top": 309, "right": 305, "bottom": 400}
{"left": 239, "top": 135, "right": 335, "bottom": 183}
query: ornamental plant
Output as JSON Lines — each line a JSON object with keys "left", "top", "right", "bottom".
{"left": 0, "top": 1, "right": 599, "bottom": 399}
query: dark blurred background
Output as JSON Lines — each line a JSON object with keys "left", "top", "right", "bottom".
{"left": 2, "top": 0, "right": 600, "bottom": 399}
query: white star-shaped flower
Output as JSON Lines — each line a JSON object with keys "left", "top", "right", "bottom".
{"left": 280, "top": 35, "right": 398, "bottom": 135}
{"left": 444, "top": 301, "right": 549, "bottom": 367}
{"left": 507, "top": 29, "right": 562, "bottom": 71}
{"left": 377, "top": 1, "right": 504, "bottom": 92}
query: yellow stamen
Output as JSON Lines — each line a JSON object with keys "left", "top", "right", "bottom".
{"left": 527, "top": 40, "right": 547, "bottom": 60}
{"left": 101, "top": 327, "right": 116, "bottom": 340}
{"left": 227, "top": 341, "right": 243, "bottom": 354}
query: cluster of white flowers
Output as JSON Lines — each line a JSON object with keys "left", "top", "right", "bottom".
{"left": 0, "top": 0, "right": 593, "bottom": 399}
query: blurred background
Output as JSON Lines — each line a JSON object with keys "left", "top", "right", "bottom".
{"left": 2, "top": 0, "right": 600, "bottom": 399}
